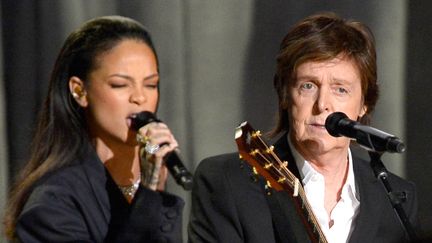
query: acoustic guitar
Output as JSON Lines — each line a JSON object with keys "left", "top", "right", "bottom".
{"left": 235, "top": 121, "right": 328, "bottom": 243}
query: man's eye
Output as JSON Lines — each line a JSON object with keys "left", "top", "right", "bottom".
{"left": 300, "top": 82, "right": 314, "bottom": 90}
{"left": 336, "top": 87, "right": 348, "bottom": 94}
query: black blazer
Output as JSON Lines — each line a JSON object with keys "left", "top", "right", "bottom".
{"left": 16, "top": 147, "right": 184, "bottom": 242}
{"left": 188, "top": 135, "right": 418, "bottom": 243}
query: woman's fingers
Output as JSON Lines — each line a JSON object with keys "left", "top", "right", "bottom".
{"left": 138, "top": 122, "right": 178, "bottom": 156}
{"left": 137, "top": 122, "right": 178, "bottom": 191}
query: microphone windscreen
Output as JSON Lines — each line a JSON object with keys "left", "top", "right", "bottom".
{"left": 131, "top": 111, "right": 161, "bottom": 131}
{"left": 325, "top": 112, "right": 348, "bottom": 137}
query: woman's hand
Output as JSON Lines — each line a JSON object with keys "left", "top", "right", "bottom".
{"left": 137, "top": 122, "right": 178, "bottom": 191}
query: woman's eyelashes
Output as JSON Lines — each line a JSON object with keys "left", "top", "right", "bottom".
{"left": 110, "top": 83, "right": 128, "bottom": 88}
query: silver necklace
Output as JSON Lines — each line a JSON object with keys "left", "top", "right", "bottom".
{"left": 118, "top": 176, "right": 141, "bottom": 198}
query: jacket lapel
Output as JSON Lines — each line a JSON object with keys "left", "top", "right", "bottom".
{"left": 81, "top": 148, "right": 111, "bottom": 223}
{"left": 348, "top": 156, "right": 383, "bottom": 243}
{"left": 265, "top": 134, "right": 312, "bottom": 243}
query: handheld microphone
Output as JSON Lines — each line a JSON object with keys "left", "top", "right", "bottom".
{"left": 132, "top": 111, "right": 193, "bottom": 191}
{"left": 325, "top": 112, "right": 406, "bottom": 153}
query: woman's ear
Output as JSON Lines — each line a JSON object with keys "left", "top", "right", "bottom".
{"left": 69, "top": 76, "right": 88, "bottom": 107}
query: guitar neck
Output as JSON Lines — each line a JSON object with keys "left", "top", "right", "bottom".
{"left": 235, "top": 122, "right": 328, "bottom": 243}
{"left": 287, "top": 179, "right": 328, "bottom": 243}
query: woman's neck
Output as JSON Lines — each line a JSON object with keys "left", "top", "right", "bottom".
{"left": 93, "top": 137, "right": 141, "bottom": 186}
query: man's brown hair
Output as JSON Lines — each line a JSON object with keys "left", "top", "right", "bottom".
{"left": 272, "top": 12, "right": 379, "bottom": 135}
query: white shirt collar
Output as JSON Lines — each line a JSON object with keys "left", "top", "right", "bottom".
{"left": 287, "top": 134, "right": 358, "bottom": 200}
{"left": 287, "top": 135, "right": 360, "bottom": 243}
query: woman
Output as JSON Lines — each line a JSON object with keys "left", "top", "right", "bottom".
{"left": 4, "top": 16, "right": 184, "bottom": 242}
{"left": 189, "top": 12, "right": 418, "bottom": 243}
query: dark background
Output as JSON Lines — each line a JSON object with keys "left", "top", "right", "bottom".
{"left": 1, "top": 0, "right": 430, "bottom": 239}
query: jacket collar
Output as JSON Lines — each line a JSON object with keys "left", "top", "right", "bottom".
{"left": 272, "top": 133, "right": 384, "bottom": 243}
{"left": 347, "top": 154, "right": 382, "bottom": 243}
{"left": 272, "top": 133, "right": 301, "bottom": 180}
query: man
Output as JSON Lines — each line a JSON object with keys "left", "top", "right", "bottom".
{"left": 188, "top": 12, "right": 418, "bottom": 243}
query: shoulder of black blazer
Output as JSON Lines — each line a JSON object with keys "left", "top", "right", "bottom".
{"left": 190, "top": 134, "right": 418, "bottom": 243}
{"left": 19, "top": 147, "right": 185, "bottom": 243}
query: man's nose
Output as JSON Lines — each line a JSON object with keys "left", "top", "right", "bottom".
{"left": 315, "top": 88, "right": 331, "bottom": 113}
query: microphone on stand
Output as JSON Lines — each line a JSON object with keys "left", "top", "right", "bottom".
{"left": 132, "top": 111, "right": 193, "bottom": 191}
{"left": 325, "top": 112, "right": 405, "bottom": 153}
{"left": 326, "top": 112, "right": 420, "bottom": 241}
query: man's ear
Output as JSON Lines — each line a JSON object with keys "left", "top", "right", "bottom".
{"left": 69, "top": 76, "right": 88, "bottom": 107}
{"left": 359, "top": 105, "right": 367, "bottom": 117}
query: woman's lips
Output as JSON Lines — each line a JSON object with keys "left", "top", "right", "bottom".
{"left": 126, "top": 113, "right": 139, "bottom": 128}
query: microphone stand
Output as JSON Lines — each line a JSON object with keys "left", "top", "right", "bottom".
{"left": 368, "top": 151, "right": 419, "bottom": 242}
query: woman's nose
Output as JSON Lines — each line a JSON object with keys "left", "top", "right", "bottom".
{"left": 130, "top": 88, "right": 147, "bottom": 105}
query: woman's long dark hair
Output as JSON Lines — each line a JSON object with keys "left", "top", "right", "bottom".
{"left": 3, "top": 15, "right": 158, "bottom": 239}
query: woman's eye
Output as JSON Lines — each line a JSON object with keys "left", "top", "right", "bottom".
{"left": 110, "top": 83, "right": 127, "bottom": 88}
{"left": 145, "top": 84, "right": 158, "bottom": 89}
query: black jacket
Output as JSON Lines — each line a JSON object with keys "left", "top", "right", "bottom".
{"left": 16, "top": 147, "right": 184, "bottom": 242}
{"left": 188, "top": 135, "right": 418, "bottom": 243}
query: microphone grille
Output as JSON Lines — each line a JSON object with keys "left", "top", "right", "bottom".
{"left": 325, "top": 112, "right": 348, "bottom": 137}
{"left": 131, "top": 111, "right": 160, "bottom": 131}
